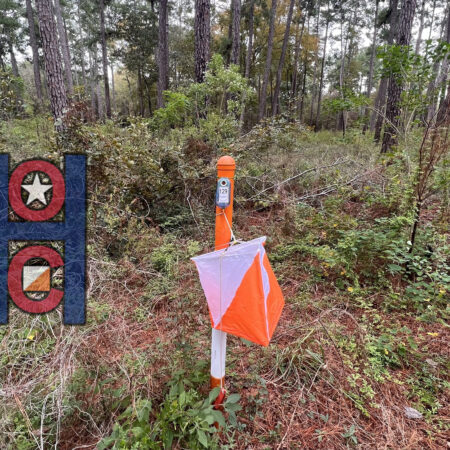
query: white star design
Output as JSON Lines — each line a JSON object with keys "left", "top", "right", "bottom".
{"left": 21, "top": 174, "right": 52, "bottom": 206}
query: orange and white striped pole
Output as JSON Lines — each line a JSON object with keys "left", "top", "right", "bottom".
{"left": 211, "top": 156, "right": 235, "bottom": 402}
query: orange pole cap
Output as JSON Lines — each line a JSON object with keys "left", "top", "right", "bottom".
{"left": 217, "top": 156, "right": 236, "bottom": 177}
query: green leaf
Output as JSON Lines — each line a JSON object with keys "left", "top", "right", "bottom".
{"left": 197, "top": 429, "right": 208, "bottom": 447}
{"left": 388, "top": 264, "right": 403, "bottom": 273}
{"left": 208, "top": 387, "right": 221, "bottom": 403}
{"left": 225, "top": 393, "right": 240, "bottom": 404}
{"left": 211, "top": 410, "right": 226, "bottom": 428}
{"left": 163, "top": 430, "right": 174, "bottom": 449}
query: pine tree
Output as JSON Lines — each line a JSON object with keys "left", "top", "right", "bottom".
{"left": 99, "top": 0, "right": 111, "bottom": 117}
{"left": 25, "top": 0, "right": 43, "bottom": 103}
{"left": 381, "top": 0, "right": 417, "bottom": 153}
{"left": 231, "top": 0, "right": 241, "bottom": 66}
{"left": 258, "top": 0, "right": 278, "bottom": 120}
{"left": 36, "top": 0, "right": 68, "bottom": 125}
{"left": 194, "top": 0, "right": 211, "bottom": 82}
{"left": 54, "top": 0, "right": 73, "bottom": 95}
{"left": 157, "top": 0, "right": 169, "bottom": 107}
{"left": 272, "top": 0, "right": 295, "bottom": 116}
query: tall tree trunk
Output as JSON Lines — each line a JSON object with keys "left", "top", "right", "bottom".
{"left": 381, "top": 0, "right": 417, "bottom": 154}
{"left": 362, "top": 0, "right": 379, "bottom": 133}
{"left": 427, "top": 0, "right": 436, "bottom": 43}
{"left": 244, "top": 0, "right": 254, "bottom": 78}
{"left": 54, "top": 0, "right": 73, "bottom": 95}
{"left": 93, "top": 45, "right": 102, "bottom": 118}
{"left": 258, "top": 0, "right": 278, "bottom": 120}
{"left": 314, "top": 1, "right": 331, "bottom": 130}
{"left": 157, "top": 0, "right": 169, "bottom": 108}
{"left": 194, "top": 0, "right": 211, "bottom": 82}
{"left": 125, "top": 73, "right": 132, "bottom": 115}
{"left": 414, "top": 0, "right": 425, "bottom": 54}
{"left": 231, "top": 0, "right": 241, "bottom": 65}
{"left": 337, "top": 15, "right": 347, "bottom": 132}
{"left": 77, "top": 0, "right": 86, "bottom": 87}
{"left": 137, "top": 67, "right": 145, "bottom": 116}
{"left": 97, "top": 80, "right": 103, "bottom": 118}
{"left": 292, "top": 31, "right": 299, "bottom": 95}
{"left": 272, "top": 0, "right": 295, "bottom": 116}
{"left": 372, "top": 78, "right": 388, "bottom": 138}
{"left": 8, "top": 40, "right": 21, "bottom": 113}
{"left": 298, "top": 58, "right": 307, "bottom": 121}
{"left": 26, "top": 0, "right": 43, "bottom": 103}
{"left": 88, "top": 48, "right": 98, "bottom": 118}
{"left": 99, "top": 0, "right": 111, "bottom": 118}
{"left": 373, "top": 0, "right": 399, "bottom": 141}
{"left": 426, "top": 7, "right": 450, "bottom": 122}
{"left": 437, "top": 9, "right": 450, "bottom": 110}
{"left": 240, "top": 0, "right": 255, "bottom": 130}
{"left": 8, "top": 42, "right": 19, "bottom": 77}
{"left": 292, "top": 17, "right": 305, "bottom": 98}
{"left": 143, "top": 76, "right": 153, "bottom": 116}
{"left": 309, "top": 6, "right": 321, "bottom": 125}
{"left": 111, "top": 62, "right": 116, "bottom": 112}
{"left": 36, "top": 0, "right": 68, "bottom": 125}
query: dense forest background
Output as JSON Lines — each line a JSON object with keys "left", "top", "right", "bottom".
{"left": 1, "top": 0, "right": 449, "bottom": 137}
{"left": 0, "top": 0, "right": 449, "bottom": 448}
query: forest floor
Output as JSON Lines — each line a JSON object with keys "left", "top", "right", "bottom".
{"left": 0, "top": 116, "right": 448, "bottom": 449}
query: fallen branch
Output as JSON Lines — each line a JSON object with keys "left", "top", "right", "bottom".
{"left": 297, "top": 169, "right": 377, "bottom": 202}
{"left": 246, "top": 158, "right": 350, "bottom": 201}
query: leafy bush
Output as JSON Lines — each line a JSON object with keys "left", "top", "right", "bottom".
{"left": 151, "top": 91, "right": 191, "bottom": 132}
{"left": 150, "top": 53, "right": 253, "bottom": 140}
{"left": 0, "top": 70, "right": 23, "bottom": 120}
{"left": 99, "top": 371, "right": 241, "bottom": 449}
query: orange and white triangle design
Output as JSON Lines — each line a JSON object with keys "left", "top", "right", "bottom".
{"left": 23, "top": 266, "right": 51, "bottom": 292}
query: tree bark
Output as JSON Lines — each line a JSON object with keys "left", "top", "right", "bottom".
{"left": 373, "top": 0, "right": 398, "bottom": 140}
{"left": 157, "top": 0, "right": 169, "bottom": 108}
{"left": 309, "top": 5, "right": 321, "bottom": 125}
{"left": 314, "top": 1, "right": 331, "bottom": 130}
{"left": 373, "top": 78, "right": 388, "bottom": 139}
{"left": 298, "top": 58, "right": 307, "bottom": 121}
{"left": 97, "top": 79, "right": 103, "bottom": 118}
{"left": 194, "top": 0, "right": 211, "bottom": 82}
{"left": 26, "top": 0, "right": 43, "bottom": 103}
{"left": 437, "top": 9, "right": 450, "bottom": 112}
{"left": 362, "top": 0, "right": 379, "bottom": 133}
{"left": 231, "top": 0, "right": 241, "bottom": 65}
{"left": 8, "top": 42, "right": 19, "bottom": 77}
{"left": 77, "top": 0, "right": 86, "bottom": 87}
{"left": 138, "top": 67, "right": 145, "bottom": 116}
{"left": 258, "top": 0, "right": 278, "bottom": 120}
{"left": 337, "top": 14, "right": 346, "bottom": 132}
{"left": 244, "top": 0, "right": 254, "bottom": 78}
{"left": 36, "top": 0, "right": 68, "bottom": 125}
{"left": 99, "top": 0, "right": 111, "bottom": 118}
{"left": 414, "top": 0, "right": 425, "bottom": 54}
{"left": 381, "top": 0, "right": 417, "bottom": 153}
{"left": 88, "top": 47, "right": 98, "bottom": 118}
{"left": 111, "top": 62, "right": 116, "bottom": 111}
{"left": 54, "top": 0, "right": 73, "bottom": 95}
{"left": 292, "top": 16, "right": 305, "bottom": 98}
{"left": 426, "top": 7, "right": 450, "bottom": 122}
{"left": 272, "top": 0, "right": 295, "bottom": 116}
{"left": 143, "top": 76, "right": 153, "bottom": 116}
{"left": 239, "top": 0, "right": 255, "bottom": 130}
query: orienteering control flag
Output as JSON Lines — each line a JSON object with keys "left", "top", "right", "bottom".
{"left": 192, "top": 237, "right": 284, "bottom": 346}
